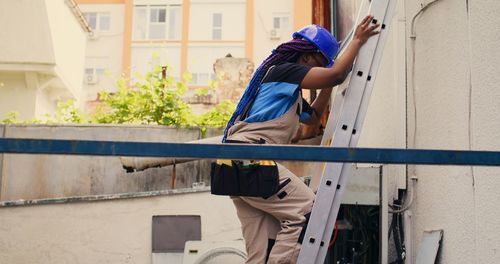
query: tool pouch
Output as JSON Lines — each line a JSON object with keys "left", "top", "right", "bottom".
{"left": 210, "top": 160, "right": 279, "bottom": 198}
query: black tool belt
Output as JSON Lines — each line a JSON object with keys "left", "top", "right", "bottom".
{"left": 210, "top": 139, "right": 279, "bottom": 198}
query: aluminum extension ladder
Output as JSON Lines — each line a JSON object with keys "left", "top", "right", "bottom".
{"left": 297, "top": 0, "right": 397, "bottom": 263}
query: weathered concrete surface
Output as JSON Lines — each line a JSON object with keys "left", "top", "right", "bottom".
{"left": 213, "top": 55, "right": 254, "bottom": 102}
{"left": 406, "top": 0, "right": 500, "bottom": 263}
{"left": 120, "top": 135, "right": 223, "bottom": 170}
{"left": 0, "top": 124, "right": 223, "bottom": 201}
{"left": 0, "top": 191, "right": 241, "bottom": 263}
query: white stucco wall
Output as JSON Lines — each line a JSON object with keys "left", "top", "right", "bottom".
{"left": 0, "top": 0, "right": 55, "bottom": 64}
{"left": 405, "top": 0, "right": 500, "bottom": 263}
{"left": 0, "top": 73, "right": 38, "bottom": 120}
{"left": 468, "top": 1, "right": 500, "bottom": 261}
{"left": 45, "top": 0, "right": 87, "bottom": 102}
{"left": 0, "top": 191, "right": 241, "bottom": 263}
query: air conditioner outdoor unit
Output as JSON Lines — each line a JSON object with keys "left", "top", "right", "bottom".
{"left": 85, "top": 74, "right": 99, "bottom": 85}
{"left": 182, "top": 240, "right": 247, "bottom": 264}
{"left": 269, "top": 29, "right": 281, "bottom": 40}
{"left": 88, "top": 31, "right": 99, "bottom": 40}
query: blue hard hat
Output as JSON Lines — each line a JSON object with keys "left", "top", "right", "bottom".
{"left": 292, "top": 24, "right": 339, "bottom": 67}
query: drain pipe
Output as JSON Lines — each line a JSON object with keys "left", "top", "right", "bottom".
{"left": 0, "top": 125, "right": 5, "bottom": 198}
{"left": 404, "top": 210, "right": 413, "bottom": 264}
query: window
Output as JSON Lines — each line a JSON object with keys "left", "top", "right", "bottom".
{"left": 272, "top": 14, "right": 290, "bottom": 30}
{"left": 83, "top": 12, "right": 111, "bottom": 32}
{"left": 133, "top": 5, "right": 182, "bottom": 40}
{"left": 133, "top": 6, "right": 147, "bottom": 39}
{"left": 99, "top": 13, "right": 110, "bottom": 31}
{"left": 149, "top": 6, "right": 166, "bottom": 39}
{"left": 85, "top": 68, "right": 105, "bottom": 75}
{"left": 84, "top": 68, "right": 94, "bottom": 75}
{"left": 168, "top": 7, "right": 181, "bottom": 39}
{"left": 191, "top": 72, "right": 216, "bottom": 85}
{"left": 212, "top": 13, "right": 222, "bottom": 40}
{"left": 191, "top": 73, "right": 208, "bottom": 85}
{"left": 85, "top": 13, "right": 97, "bottom": 30}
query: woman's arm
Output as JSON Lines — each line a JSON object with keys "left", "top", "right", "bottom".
{"left": 299, "top": 15, "right": 380, "bottom": 126}
{"left": 301, "top": 15, "right": 380, "bottom": 90}
{"left": 300, "top": 87, "right": 332, "bottom": 125}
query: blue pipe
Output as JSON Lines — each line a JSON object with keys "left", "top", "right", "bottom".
{"left": 1, "top": 138, "right": 500, "bottom": 166}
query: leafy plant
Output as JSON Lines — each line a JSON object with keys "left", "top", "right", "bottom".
{"left": 1, "top": 57, "right": 235, "bottom": 131}
{"left": 0, "top": 111, "right": 43, "bottom": 124}
{"left": 1, "top": 111, "right": 21, "bottom": 124}
{"left": 50, "top": 99, "right": 87, "bottom": 124}
{"left": 195, "top": 100, "right": 235, "bottom": 128}
{"left": 92, "top": 64, "right": 194, "bottom": 127}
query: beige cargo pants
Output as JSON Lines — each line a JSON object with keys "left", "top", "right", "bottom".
{"left": 232, "top": 163, "right": 315, "bottom": 264}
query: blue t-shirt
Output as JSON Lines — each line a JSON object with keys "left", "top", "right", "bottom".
{"left": 243, "top": 63, "right": 314, "bottom": 123}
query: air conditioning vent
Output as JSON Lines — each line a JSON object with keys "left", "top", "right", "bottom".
{"left": 269, "top": 29, "right": 281, "bottom": 40}
{"left": 88, "top": 31, "right": 99, "bottom": 40}
{"left": 85, "top": 74, "right": 99, "bottom": 85}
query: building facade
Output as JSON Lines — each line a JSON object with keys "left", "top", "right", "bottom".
{"left": 76, "top": 0, "right": 311, "bottom": 102}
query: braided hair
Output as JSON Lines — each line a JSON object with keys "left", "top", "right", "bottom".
{"left": 222, "top": 38, "right": 319, "bottom": 141}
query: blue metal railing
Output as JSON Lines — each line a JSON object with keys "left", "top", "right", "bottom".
{"left": 1, "top": 138, "right": 500, "bottom": 166}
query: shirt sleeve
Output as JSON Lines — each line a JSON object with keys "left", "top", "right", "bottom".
{"left": 262, "top": 62, "right": 311, "bottom": 85}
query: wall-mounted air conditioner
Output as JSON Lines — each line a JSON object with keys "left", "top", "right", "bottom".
{"left": 269, "top": 29, "right": 281, "bottom": 40}
{"left": 85, "top": 74, "right": 98, "bottom": 85}
{"left": 88, "top": 31, "right": 99, "bottom": 40}
{"left": 182, "top": 240, "right": 246, "bottom": 264}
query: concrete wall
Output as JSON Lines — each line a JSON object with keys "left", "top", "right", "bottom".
{"left": 0, "top": 191, "right": 241, "bottom": 263}
{"left": 0, "top": 124, "right": 222, "bottom": 201}
{"left": 404, "top": 0, "right": 500, "bottom": 263}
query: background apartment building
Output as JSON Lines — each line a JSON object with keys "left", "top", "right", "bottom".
{"left": 77, "top": 0, "right": 311, "bottom": 104}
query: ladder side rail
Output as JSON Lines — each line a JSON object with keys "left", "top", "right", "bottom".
{"left": 313, "top": 2, "right": 398, "bottom": 262}
{"left": 318, "top": 0, "right": 370, "bottom": 150}
{"left": 350, "top": 0, "right": 398, "bottom": 148}
{"left": 309, "top": 80, "right": 348, "bottom": 191}
{"left": 312, "top": 17, "right": 391, "bottom": 262}
{"left": 311, "top": 0, "right": 368, "bottom": 149}
{"left": 313, "top": 164, "right": 354, "bottom": 264}
{"left": 309, "top": 0, "right": 370, "bottom": 191}
{"left": 297, "top": 1, "right": 391, "bottom": 262}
